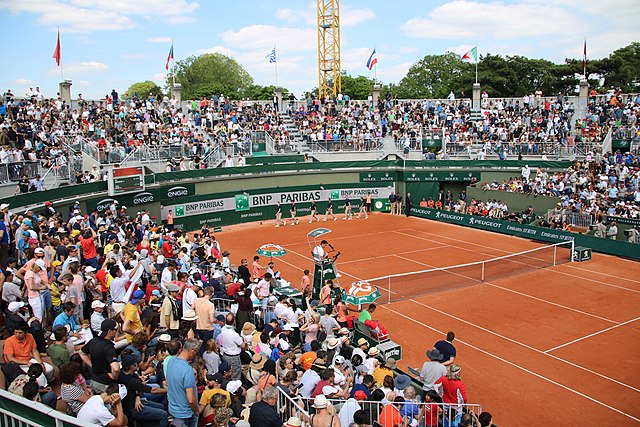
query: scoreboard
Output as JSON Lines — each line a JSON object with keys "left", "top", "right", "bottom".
{"left": 108, "top": 166, "right": 145, "bottom": 196}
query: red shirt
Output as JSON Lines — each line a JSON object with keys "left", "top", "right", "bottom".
{"left": 227, "top": 282, "right": 241, "bottom": 297}
{"left": 434, "top": 376, "right": 467, "bottom": 404}
{"left": 379, "top": 404, "right": 403, "bottom": 427}
{"left": 96, "top": 268, "right": 108, "bottom": 293}
{"left": 79, "top": 236, "right": 97, "bottom": 259}
{"left": 162, "top": 241, "right": 173, "bottom": 259}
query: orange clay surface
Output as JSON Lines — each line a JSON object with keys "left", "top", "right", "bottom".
{"left": 214, "top": 212, "right": 640, "bottom": 426}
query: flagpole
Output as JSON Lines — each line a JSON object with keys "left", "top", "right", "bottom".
{"left": 583, "top": 37, "right": 587, "bottom": 79}
{"left": 475, "top": 45, "right": 478, "bottom": 84}
{"left": 59, "top": 28, "right": 64, "bottom": 81}
{"left": 171, "top": 38, "right": 176, "bottom": 87}
{"left": 274, "top": 45, "right": 278, "bottom": 86}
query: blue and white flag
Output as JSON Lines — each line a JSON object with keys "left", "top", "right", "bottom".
{"left": 266, "top": 48, "right": 276, "bottom": 63}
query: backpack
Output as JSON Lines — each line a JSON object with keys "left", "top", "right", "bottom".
{"left": 170, "top": 297, "right": 182, "bottom": 322}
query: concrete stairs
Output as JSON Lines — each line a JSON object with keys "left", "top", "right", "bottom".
{"left": 280, "top": 113, "right": 310, "bottom": 153}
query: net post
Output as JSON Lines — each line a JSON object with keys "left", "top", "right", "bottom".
{"left": 387, "top": 277, "right": 391, "bottom": 304}
{"left": 553, "top": 243, "right": 557, "bottom": 266}
{"left": 570, "top": 239, "right": 575, "bottom": 262}
{"left": 481, "top": 262, "right": 485, "bottom": 281}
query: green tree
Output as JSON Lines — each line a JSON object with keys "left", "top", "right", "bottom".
{"left": 171, "top": 53, "right": 254, "bottom": 100}
{"left": 395, "top": 52, "right": 467, "bottom": 98}
{"left": 127, "top": 81, "right": 162, "bottom": 99}
{"left": 593, "top": 42, "right": 640, "bottom": 92}
{"left": 340, "top": 74, "right": 376, "bottom": 100}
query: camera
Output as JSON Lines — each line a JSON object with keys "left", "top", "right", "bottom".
{"left": 624, "top": 229, "right": 632, "bottom": 236}
{"left": 588, "top": 224, "right": 597, "bottom": 231}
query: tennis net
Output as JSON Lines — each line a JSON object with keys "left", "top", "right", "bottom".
{"left": 367, "top": 240, "right": 574, "bottom": 303}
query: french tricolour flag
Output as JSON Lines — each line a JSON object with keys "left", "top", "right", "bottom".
{"left": 366, "top": 49, "right": 377, "bottom": 70}
{"left": 165, "top": 43, "right": 174, "bottom": 71}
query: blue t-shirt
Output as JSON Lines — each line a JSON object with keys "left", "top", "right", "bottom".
{"left": 0, "top": 221, "right": 8, "bottom": 244}
{"left": 166, "top": 356, "right": 197, "bottom": 418}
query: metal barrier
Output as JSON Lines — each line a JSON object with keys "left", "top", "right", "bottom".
{"left": 547, "top": 209, "right": 593, "bottom": 228}
{"left": 276, "top": 386, "right": 311, "bottom": 423}
{"left": 292, "top": 395, "right": 482, "bottom": 426}
{"left": 308, "top": 138, "right": 383, "bottom": 153}
{"left": 0, "top": 389, "right": 96, "bottom": 427}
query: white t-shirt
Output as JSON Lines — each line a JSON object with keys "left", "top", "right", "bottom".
{"left": 312, "top": 245, "right": 325, "bottom": 263}
{"left": 182, "top": 287, "right": 197, "bottom": 313}
{"left": 76, "top": 395, "right": 115, "bottom": 426}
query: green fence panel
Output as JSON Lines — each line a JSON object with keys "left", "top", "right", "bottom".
{"left": 245, "top": 155, "right": 304, "bottom": 165}
{"left": 410, "top": 207, "right": 640, "bottom": 260}
{"left": 0, "top": 181, "right": 107, "bottom": 209}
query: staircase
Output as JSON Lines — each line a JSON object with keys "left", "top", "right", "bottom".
{"left": 280, "top": 113, "right": 310, "bottom": 153}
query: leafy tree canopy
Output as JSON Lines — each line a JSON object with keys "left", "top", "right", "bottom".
{"left": 127, "top": 81, "right": 162, "bottom": 99}
{"left": 170, "top": 53, "right": 254, "bottom": 100}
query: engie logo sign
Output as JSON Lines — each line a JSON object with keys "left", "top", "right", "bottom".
{"left": 166, "top": 186, "right": 189, "bottom": 198}
{"left": 133, "top": 192, "right": 154, "bottom": 205}
{"left": 96, "top": 198, "right": 116, "bottom": 212}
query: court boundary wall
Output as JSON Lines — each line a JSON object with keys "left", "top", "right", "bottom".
{"left": 410, "top": 207, "right": 639, "bottom": 260}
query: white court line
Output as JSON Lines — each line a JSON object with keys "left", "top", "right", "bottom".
{"left": 407, "top": 299, "right": 640, "bottom": 394}
{"left": 392, "top": 253, "right": 619, "bottom": 324}
{"left": 409, "top": 223, "right": 640, "bottom": 285}
{"left": 559, "top": 263, "right": 640, "bottom": 285}
{"left": 485, "top": 283, "right": 619, "bottom": 324}
{"left": 283, "top": 240, "right": 640, "bottom": 393}
{"left": 544, "top": 316, "right": 640, "bottom": 353}
{"left": 338, "top": 245, "right": 450, "bottom": 265}
{"left": 381, "top": 305, "right": 640, "bottom": 423}
{"left": 394, "top": 229, "right": 640, "bottom": 294}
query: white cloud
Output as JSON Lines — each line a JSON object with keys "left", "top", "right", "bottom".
{"left": 0, "top": 0, "right": 198, "bottom": 32}
{"left": 14, "top": 79, "right": 34, "bottom": 85}
{"left": 221, "top": 25, "right": 316, "bottom": 52}
{"left": 377, "top": 62, "right": 414, "bottom": 84}
{"left": 78, "top": 80, "right": 92, "bottom": 87}
{"left": 401, "top": 1, "right": 581, "bottom": 39}
{"left": 341, "top": 7, "right": 375, "bottom": 27}
{"left": 274, "top": 3, "right": 316, "bottom": 25}
{"left": 399, "top": 47, "right": 418, "bottom": 54}
{"left": 146, "top": 36, "right": 173, "bottom": 43}
{"left": 199, "top": 45, "right": 236, "bottom": 57}
{"left": 48, "top": 61, "right": 109, "bottom": 76}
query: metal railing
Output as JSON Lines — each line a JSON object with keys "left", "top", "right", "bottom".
{"left": 275, "top": 386, "right": 311, "bottom": 423}
{"left": 0, "top": 389, "right": 97, "bottom": 427}
{"left": 307, "top": 138, "right": 383, "bottom": 153}
{"left": 290, "top": 395, "right": 482, "bottom": 426}
{"left": 547, "top": 209, "right": 593, "bottom": 228}
{"left": 0, "top": 161, "right": 42, "bottom": 183}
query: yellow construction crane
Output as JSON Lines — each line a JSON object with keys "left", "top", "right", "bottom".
{"left": 317, "top": 0, "right": 341, "bottom": 100}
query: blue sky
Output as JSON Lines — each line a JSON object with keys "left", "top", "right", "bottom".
{"left": 0, "top": 0, "right": 638, "bottom": 100}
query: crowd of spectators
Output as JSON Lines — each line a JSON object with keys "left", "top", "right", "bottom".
{"left": 0, "top": 88, "right": 292, "bottom": 177}
{"left": 0, "top": 200, "right": 494, "bottom": 427}
{"left": 2, "top": 86, "right": 638, "bottom": 171}
{"left": 288, "top": 88, "right": 639, "bottom": 158}
{"left": 477, "top": 154, "right": 640, "bottom": 239}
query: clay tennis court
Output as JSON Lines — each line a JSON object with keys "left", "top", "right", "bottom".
{"left": 217, "top": 213, "right": 640, "bottom": 426}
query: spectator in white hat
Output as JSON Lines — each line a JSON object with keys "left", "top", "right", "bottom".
{"left": 90, "top": 299, "right": 107, "bottom": 336}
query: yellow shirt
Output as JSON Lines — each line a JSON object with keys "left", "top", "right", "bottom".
{"left": 199, "top": 388, "right": 230, "bottom": 407}
{"left": 373, "top": 366, "right": 394, "bottom": 387}
{"left": 103, "top": 243, "right": 115, "bottom": 256}
{"left": 50, "top": 282, "right": 62, "bottom": 307}
{"left": 123, "top": 303, "right": 142, "bottom": 343}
